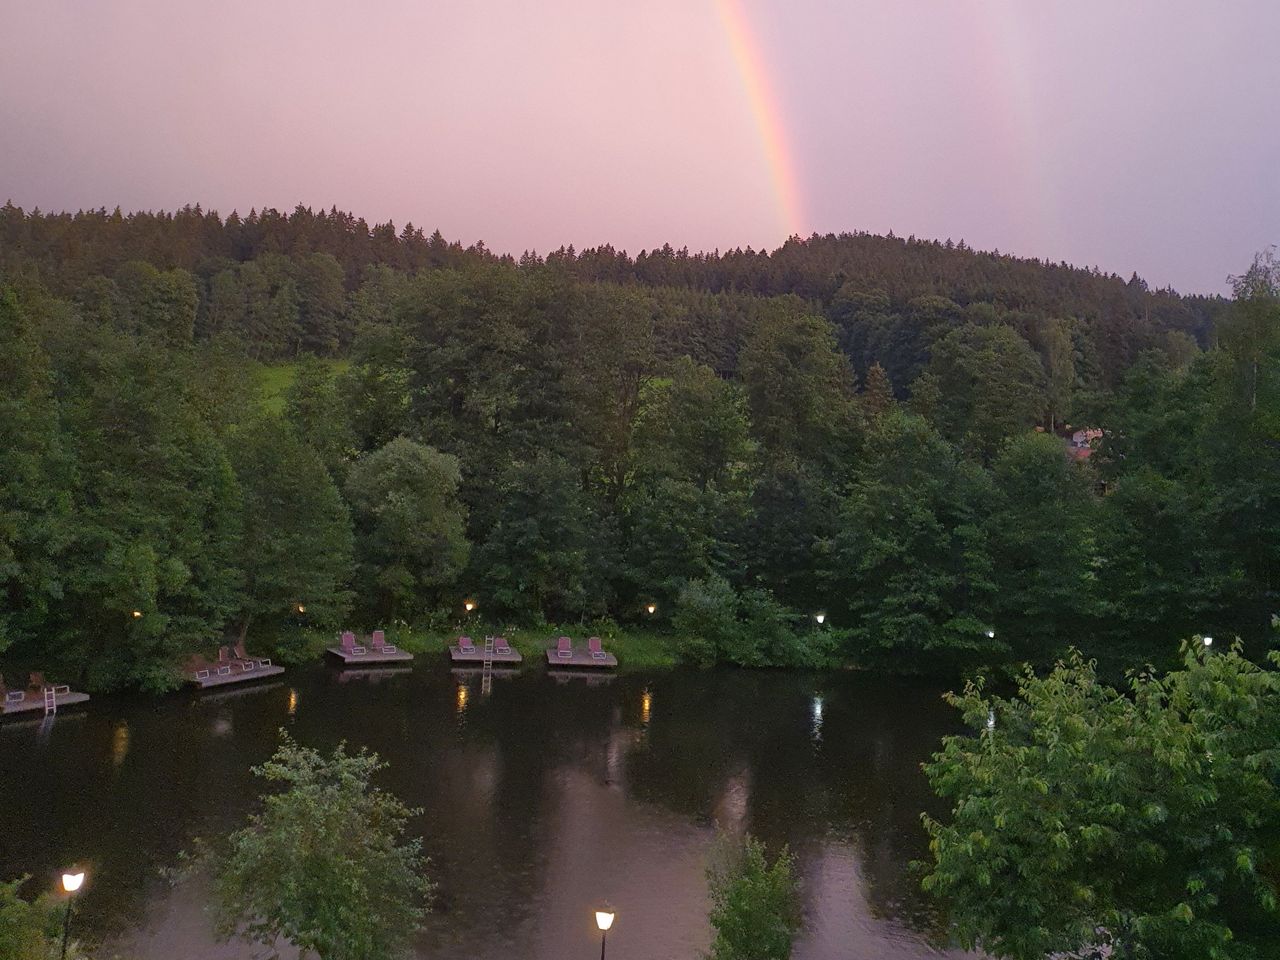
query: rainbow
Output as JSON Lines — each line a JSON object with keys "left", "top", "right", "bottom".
{"left": 714, "top": 0, "right": 806, "bottom": 239}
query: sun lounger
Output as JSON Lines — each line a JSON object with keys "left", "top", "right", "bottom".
{"left": 234, "top": 641, "right": 272, "bottom": 669}
{"left": 556, "top": 636, "right": 573, "bottom": 659}
{"left": 457, "top": 636, "right": 476, "bottom": 655}
{"left": 494, "top": 636, "right": 513, "bottom": 656}
{"left": 0, "top": 674, "right": 26, "bottom": 705}
{"left": 588, "top": 636, "right": 608, "bottom": 661}
{"left": 370, "top": 629, "right": 397, "bottom": 654}
{"left": 341, "top": 631, "right": 367, "bottom": 656}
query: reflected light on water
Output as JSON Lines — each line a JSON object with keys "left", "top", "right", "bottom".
{"left": 287, "top": 689, "right": 299, "bottom": 717}
{"left": 111, "top": 721, "right": 130, "bottom": 768}
{"left": 640, "top": 689, "right": 652, "bottom": 726}
{"left": 812, "top": 695, "right": 824, "bottom": 744}
{"left": 456, "top": 682, "right": 469, "bottom": 715}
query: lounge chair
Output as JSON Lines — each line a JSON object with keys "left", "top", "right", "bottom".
{"left": 0, "top": 674, "right": 26, "bottom": 705}
{"left": 588, "top": 636, "right": 608, "bottom": 661}
{"left": 370, "top": 630, "right": 397, "bottom": 654}
{"left": 457, "top": 636, "right": 476, "bottom": 655}
{"left": 341, "top": 631, "right": 367, "bottom": 656}
{"left": 234, "top": 641, "right": 272, "bottom": 669}
{"left": 556, "top": 636, "right": 573, "bottom": 659}
{"left": 494, "top": 636, "right": 513, "bottom": 656}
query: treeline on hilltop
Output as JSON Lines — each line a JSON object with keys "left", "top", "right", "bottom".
{"left": 1, "top": 202, "right": 1275, "bottom": 692}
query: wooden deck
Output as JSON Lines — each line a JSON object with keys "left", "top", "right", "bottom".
{"left": 2, "top": 690, "right": 90, "bottom": 716}
{"left": 189, "top": 664, "right": 285, "bottom": 688}
{"left": 326, "top": 646, "right": 414, "bottom": 664}
{"left": 544, "top": 648, "right": 618, "bottom": 669}
{"left": 449, "top": 645, "right": 523, "bottom": 664}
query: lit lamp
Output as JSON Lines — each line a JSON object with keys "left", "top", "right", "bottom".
{"left": 814, "top": 613, "right": 826, "bottom": 625}
{"left": 60, "top": 870, "right": 85, "bottom": 960}
{"left": 131, "top": 610, "right": 142, "bottom": 619}
{"left": 464, "top": 600, "right": 476, "bottom": 614}
{"left": 985, "top": 629, "right": 996, "bottom": 639}
{"left": 645, "top": 603, "right": 656, "bottom": 616}
{"left": 595, "top": 904, "right": 615, "bottom": 960}
{"left": 1203, "top": 635, "right": 1213, "bottom": 648}
{"left": 296, "top": 603, "right": 306, "bottom": 615}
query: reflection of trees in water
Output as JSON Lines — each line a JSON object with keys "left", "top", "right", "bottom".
{"left": 621, "top": 670, "right": 964, "bottom": 937}
{"left": 4, "top": 665, "right": 970, "bottom": 953}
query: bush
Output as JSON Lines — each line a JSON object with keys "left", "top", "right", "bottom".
{"left": 207, "top": 733, "right": 433, "bottom": 960}
{"left": 674, "top": 576, "right": 824, "bottom": 667}
{"left": 706, "top": 834, "right": 799, "bottom": 960}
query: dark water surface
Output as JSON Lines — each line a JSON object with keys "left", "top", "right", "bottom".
{"left": 0, "top": 664, "right": 981, "bottom": 959}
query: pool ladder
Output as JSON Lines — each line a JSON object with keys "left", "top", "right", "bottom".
{"left": 43, "top": 686, "right": 56, "bottom": 716}
{"left": 481, "top": 637, "right": 495, "bottom": 695}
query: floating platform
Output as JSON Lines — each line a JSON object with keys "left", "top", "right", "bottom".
{"left": 449, "top": 645, "right": 523, "bottom": 665}
{"left": 326, "top": 646, "right": 414, "bottom": 664}
{"left": 189, "top": 664, "right": 285, "bottom": 689}
{"left": 2, "top": 690, "right": 90, "bottom": 716}
{"left": 544, "top": 648, "right": 618, "bottom": 669}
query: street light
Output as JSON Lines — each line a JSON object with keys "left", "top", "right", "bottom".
{"left": 595, "top": 904, "right": 615, "bottom": 960}
{"left": 60, "top": 870, "right": 85, "bottom": 960}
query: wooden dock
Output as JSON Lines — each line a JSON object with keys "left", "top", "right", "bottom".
{"left": 544, "top": 648, "right": 618, "bottom": 669}
{"left": 449, "top": 645, "right": 523, "bottom": 664}
{"left": 2, "top": 690, "right": 90, "bottom": 716}
{"left": 190, "top": 663, "right": 285, "bottom": 689}
{"left": 326, "top": 646, "right": 414, "bottom": 664}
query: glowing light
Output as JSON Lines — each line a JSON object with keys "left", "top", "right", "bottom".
{"left": 641, "top": 689, "right": 652, "bottom": 725}
{"left": 714, "top": 0, "right": 805, "bottom": 236}
{"left": 111, "top": 721, "right": 130, "bottom": 768}
{"left": 1203, "top": 636, "right": 1213, "bottom": 647}
{"left": 987, "top": 709, "right": 996, "bottom": 732}
{"left": 296, "top": 604, "right": 306, "bottom": 614}
{"left": 646, "top": 603, "right": 656, "bottom": 615}
{"left": 595, "top": 907, "right": 615, "bottom": 932}
{"left": 61, "top": 872, "right": 85, "bottom": 893}
{"left": 131, "top": 610, "right": 142, "bottom": 618}
{"left": 985, "top": 629, "right": 996, "bottom": 639}
{"left": 463, "top": 600, "right": 475, "bottom": 613}
{"left": 814, "top": 613, "right": 825, "bottom": 625}
{"left": 456, "top": 683, "right": 469, "bottom": 713}
{"left": 288, "top": 689, "right": 299, "bottom": 716}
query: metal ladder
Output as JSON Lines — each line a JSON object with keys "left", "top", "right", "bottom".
{"left": 43, "top": 686, "right": 56, "bottom": 716}
{"left": 481, "top": 637, "right": 495, "bottom": 695}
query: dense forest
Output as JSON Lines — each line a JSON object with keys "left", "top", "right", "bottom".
{"left": 2, "top": 202, "right": 1275, "bottom": 692}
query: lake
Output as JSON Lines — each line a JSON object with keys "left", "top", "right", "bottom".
{"left": 0, "top": 663, "right": 982, "bottom": 959}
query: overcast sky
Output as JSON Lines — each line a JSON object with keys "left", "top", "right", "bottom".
{"left": 2, "top": 0, "right": 1276, "bottom": 293}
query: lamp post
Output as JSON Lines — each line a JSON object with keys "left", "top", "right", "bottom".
{"left": 60, "top": 870, "right": 85, "bottom": 960}
{"left": 595, "top": 904, "right": 615, "bottom": 960}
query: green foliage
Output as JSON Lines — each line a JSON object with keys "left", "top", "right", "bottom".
{"left": 345, "top": 438, "right": 469, "bottom": 618}
{"left": 928, "top": 322, "right": 1047, "bottom": 460}
{"left": 0, "top": 877, "right": 79, "bottom": 960}
{"left": 705, "top": 834, "right": 799, "bottom": 960}
{"left": 922, "top": 642, "right": 1280, "bottom": 960}
{"left": 673, "top": 575, "right": 820, "bottom": 667}
{"left": 826, "top": 412, "right": 998, "bottom": 667}
{"left": 208, "top": 734, "right": 432, "bottom": 960}
{"left": 231, "top": 418, "right": 354, "bottom": 635}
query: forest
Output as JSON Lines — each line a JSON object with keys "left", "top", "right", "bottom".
{"left": 2, "top": 202, "right": 1276, "bottom": 692}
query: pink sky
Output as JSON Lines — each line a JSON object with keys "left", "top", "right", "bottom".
{"left": 1, "top": 0, "right": 1276, "bottom": 292}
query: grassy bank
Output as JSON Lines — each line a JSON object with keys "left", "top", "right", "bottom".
{"left": 255, "top": 359, "right": 351, "bottom": 414}
{"left": 263, "top": 621, "right": 682, "bottom": 671}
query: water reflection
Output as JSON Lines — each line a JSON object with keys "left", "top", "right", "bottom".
{"left": 0, "top": 667, "right": 978, "bottom": 959}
